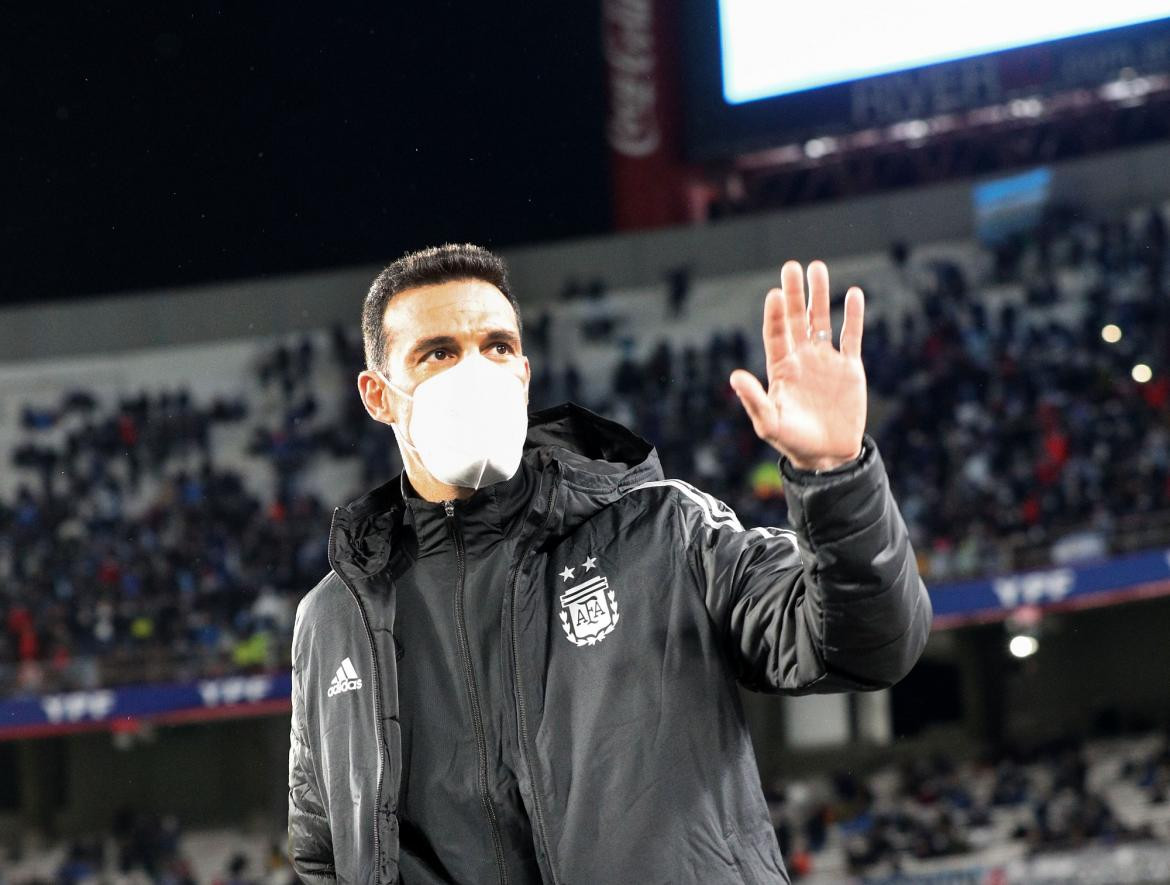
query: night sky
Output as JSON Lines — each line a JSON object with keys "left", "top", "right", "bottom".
{"left": 6, "top": 5, "right": 612, "bottom": 304}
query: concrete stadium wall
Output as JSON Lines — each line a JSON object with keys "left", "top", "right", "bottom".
{"left": 4, "top": 715, "right": 290, "bottom": 837}
{"left": 1002, "top": 595, "right": 1170, "bottom": 742}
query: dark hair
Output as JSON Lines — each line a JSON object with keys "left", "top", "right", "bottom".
{"left": 361, "top": 242, "right": 522, "bottom": 372}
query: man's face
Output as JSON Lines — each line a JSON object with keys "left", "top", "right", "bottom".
{"left": 358, "top": 278, "right": 530, "bottom": 428}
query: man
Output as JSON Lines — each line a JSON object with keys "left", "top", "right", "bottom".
{"left": 288, "top": 243, "right": 932, "bottom": 884}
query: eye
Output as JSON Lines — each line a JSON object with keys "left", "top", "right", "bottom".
{"left": 427, "top": 348, "right": 452, "bottom": 362}
{"left": 492, "top": 342, "right": 515, "bottom": 355}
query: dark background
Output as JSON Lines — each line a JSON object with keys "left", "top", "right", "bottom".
{"left": 5, "top": 5, "right": 612, "bottom": 304}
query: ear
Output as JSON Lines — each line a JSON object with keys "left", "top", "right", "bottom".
{"left": 522, "top": 356, "right": 532, "bottom": 403}
{"left": 358, "top": 370, "right": 397, "bottom": 425}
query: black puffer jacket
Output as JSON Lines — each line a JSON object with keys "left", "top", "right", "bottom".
{"left": 288, "top": 401, "right": 932, "bottom": 884}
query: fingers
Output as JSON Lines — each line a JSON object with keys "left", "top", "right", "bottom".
{"left": 839, "top": 286, "right": 865, "bottom": 359}
{"left": 807, "top": 260, "right": 831, "bottom": 341}
{"left": 762, "top": 287, "right": 792, "bottom": 385}
{"left": 781, "top": 260, "right": 806, "bottom": 346}
{"left": 773, "top": 259, "right": 862, "bottom": 357}
{"left": 729, "top": 368, "right": 778, "bottom": 442}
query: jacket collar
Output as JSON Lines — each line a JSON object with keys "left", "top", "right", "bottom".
{"left": 327, "top": 401, "right": 663, "bottom": 580}
{"left": 400, "top": 457, "right": 539, "bottom": 559}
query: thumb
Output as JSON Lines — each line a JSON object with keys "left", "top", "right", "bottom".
{"left": 729, "top": 370, "right": 777, "bottom": 441}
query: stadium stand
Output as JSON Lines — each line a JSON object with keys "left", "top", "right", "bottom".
{"left": 776, "top": 732, "right": 1170, "bottom": 881}
{"left": 2, "top": 199, "right": 1168, "bottom": 696}
{"left": 2, "top": 732, "right": 1168, "bottom": 881}
{"left": 9, "top": 199, "right": 1170, "bottom": 693}
{"left": 0, "top": 821, "right": 298, "bottom": 883}
{"left": 1, "top": 198, "right": 1169, "bottom": 883}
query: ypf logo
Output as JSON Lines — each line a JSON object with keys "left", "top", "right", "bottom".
{"left": 42, "top": 690, "right": 116, "bottom": 723}
{"left": 992, "top": 568, "right": 1075, "bottom": 608}
{"left": 198, "top": 675, "right": 273, "bottom": 707}
{"left": 557, "top": 554, "right": 620, "bottom": 647}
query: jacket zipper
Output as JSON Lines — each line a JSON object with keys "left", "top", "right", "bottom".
{"left": 326, "top": 508, "right": 385, "bottom": 885}
{"left": 509, "top": 473, "right": 561, "bottom": 885}
{"left": 445, "top": 499, "right": 511, "bottom": 885}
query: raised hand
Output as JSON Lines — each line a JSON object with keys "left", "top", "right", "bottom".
{"left": 729, "top": 260, "right": 867, "bottom": 472}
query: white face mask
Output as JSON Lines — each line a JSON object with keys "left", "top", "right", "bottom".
{"left": 375, "top": 354, "right": 529, "bottom": 491}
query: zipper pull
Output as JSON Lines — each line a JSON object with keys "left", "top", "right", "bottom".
{"left": 443, "top": 500, "right": 454, "bottom": 518}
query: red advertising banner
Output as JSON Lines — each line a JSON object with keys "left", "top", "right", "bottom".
{"left": 603, "top": 0, "right": 697, "bottom": 230}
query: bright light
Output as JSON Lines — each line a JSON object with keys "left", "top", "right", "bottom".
{"left": 1009, "top": 635, "right": 1039, "bottom": 658}
{"left": 1132, "top": 363, "right": 1153, "bottom": 383}
{"left": 1009, "top": 98, "right": 1044, "bottom": 118}
{"left": 804, "top": 138, "right": 836, "bottom": 159}
{"left": 1101, "top": 324, "right": 1122, "bottom": 343}
{"left": 891, "top": 119, "right": 930, "bottom": 141}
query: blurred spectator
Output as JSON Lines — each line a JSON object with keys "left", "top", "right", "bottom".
{"left": 666, "top": 265, "right": 692, "bottom": 318}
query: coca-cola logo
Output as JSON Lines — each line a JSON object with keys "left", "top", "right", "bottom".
{"left": 603, "top": 0, "right": 660, "bottom": 158}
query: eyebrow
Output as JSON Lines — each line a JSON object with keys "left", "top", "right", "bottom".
{"left": 407, "top": 328, "right": 521, "bottom": 360}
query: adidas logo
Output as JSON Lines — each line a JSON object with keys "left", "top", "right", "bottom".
{"left": 327, "top": 657, "right": 363, "bottom": 697}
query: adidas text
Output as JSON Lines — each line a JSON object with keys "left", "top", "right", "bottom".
{"left": 328, "top": 678, "right": 363, "bottom": 697}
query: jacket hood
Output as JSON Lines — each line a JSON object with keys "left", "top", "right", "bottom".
{"left": 328, "top": 401, "right": 663, "bottom": 578}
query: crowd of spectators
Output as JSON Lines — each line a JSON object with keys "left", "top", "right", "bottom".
{"left": 1, "top": 805, "right": 299, "bottom": 884}
{"left": 763, "top": 733, "right": 1167, "bottom": 879}
{"left": 868, "top": 205, "right": 1170, "bottom": 577}
{"left": 554, "top": 202, "right": 1170, "bottom": 580}
{"left": 0, "top": 376, "right": 328, "bottom": 695}
{"left": 0, "top": 201, "right": 1167, "bottom": 697}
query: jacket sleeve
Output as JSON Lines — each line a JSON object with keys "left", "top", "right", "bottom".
{"left": 287, "top": 602, "right": 337, "bottom": 881}
{"left": 680, "top": 432, "right": 932, "bottom": 694}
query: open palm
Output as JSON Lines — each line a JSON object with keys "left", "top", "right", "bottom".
{"left": 729, "top": 260, "right": 867, "bottom": 472}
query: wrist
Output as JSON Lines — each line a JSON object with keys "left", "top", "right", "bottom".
{"left": 786, "top": 444, "right": 864, "bottom": 473}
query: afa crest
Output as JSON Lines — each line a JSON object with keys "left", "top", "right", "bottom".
{"left": 558, "top": 557, "right": 619, "bottom": 646}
